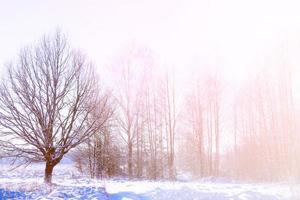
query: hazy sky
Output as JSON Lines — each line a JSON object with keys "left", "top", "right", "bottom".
{"left": 1, "top": 0, "right": 300, "bottom": 86}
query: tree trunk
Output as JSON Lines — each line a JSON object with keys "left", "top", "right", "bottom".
{"left": 128, "top": 142, "right": 133, "bottom": 178}
{"left": 168, "top": 155, "right": 175, "bottom": 180}
{"left": 44, "top": 162, "right": 55, "bottom": 184}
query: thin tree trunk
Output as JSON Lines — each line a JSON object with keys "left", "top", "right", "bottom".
{"left": 128, "top": 141, "right": 133, "bottom": 178}
{"left": 214, "top": 96, "right": 219, "bottom": 176}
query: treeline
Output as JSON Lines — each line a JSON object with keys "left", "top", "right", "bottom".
{"left": 181, "top": 65, "right": 300, "bottom": 181}
{"left": 73, "top": 43, "right": 300, "bottom": 181}
{"left": 74, "top": 44, "right": 178, "bottom": 179}
{"left": 229, "top": 66, "right": 300, "bottom": 181}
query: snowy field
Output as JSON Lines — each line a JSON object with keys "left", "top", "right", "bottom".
{"left": 0, "top": 163, "right": 299, "bottom": 200}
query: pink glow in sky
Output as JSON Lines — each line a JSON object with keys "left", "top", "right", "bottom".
{"left": 1, "top": 0, "right": 300, "bottom": 87}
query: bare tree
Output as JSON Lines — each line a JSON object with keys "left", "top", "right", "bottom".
{"left": 111, "top": 43, "right": 152, "bottom": 178}
{"left": 0, "top": 32, "right": 109, "bottom": 184}
{"left": 163, "top": 71, "right": 177, "bottom": 179}
{"left": 73, "top": 94, "right": 118, "bottom": 178}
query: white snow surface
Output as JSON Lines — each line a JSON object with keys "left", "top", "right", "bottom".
{"left": 0, "top": 163, "right": 299, "bottom": 200}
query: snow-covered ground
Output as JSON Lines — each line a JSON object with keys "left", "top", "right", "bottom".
{"left": 0, "top": 163, "right": 299, "bottom": 200}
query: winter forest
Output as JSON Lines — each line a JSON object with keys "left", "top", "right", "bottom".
{"left": 0, "top": 1, "right": 300, "bottom": 199}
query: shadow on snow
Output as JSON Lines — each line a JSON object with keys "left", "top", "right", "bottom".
{"left": 108, "top": 192, "right": 149, "bottom": 200}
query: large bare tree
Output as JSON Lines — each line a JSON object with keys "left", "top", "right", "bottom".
{"left": 0, "top": 32, "right": 109, "bottom": 184}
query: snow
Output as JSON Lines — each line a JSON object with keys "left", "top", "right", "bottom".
{"left": 0, "top": 163, "right": 299, "bottom": 200}
{"left": 104, "top": 180, "right": 297, "bottom": 200}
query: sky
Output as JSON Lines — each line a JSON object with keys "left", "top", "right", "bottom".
{"left": 1, "top": 0, "right": 300, "bottom": 157}
{"left": 1, "top": 0, "right": 300, "bottom": 87}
